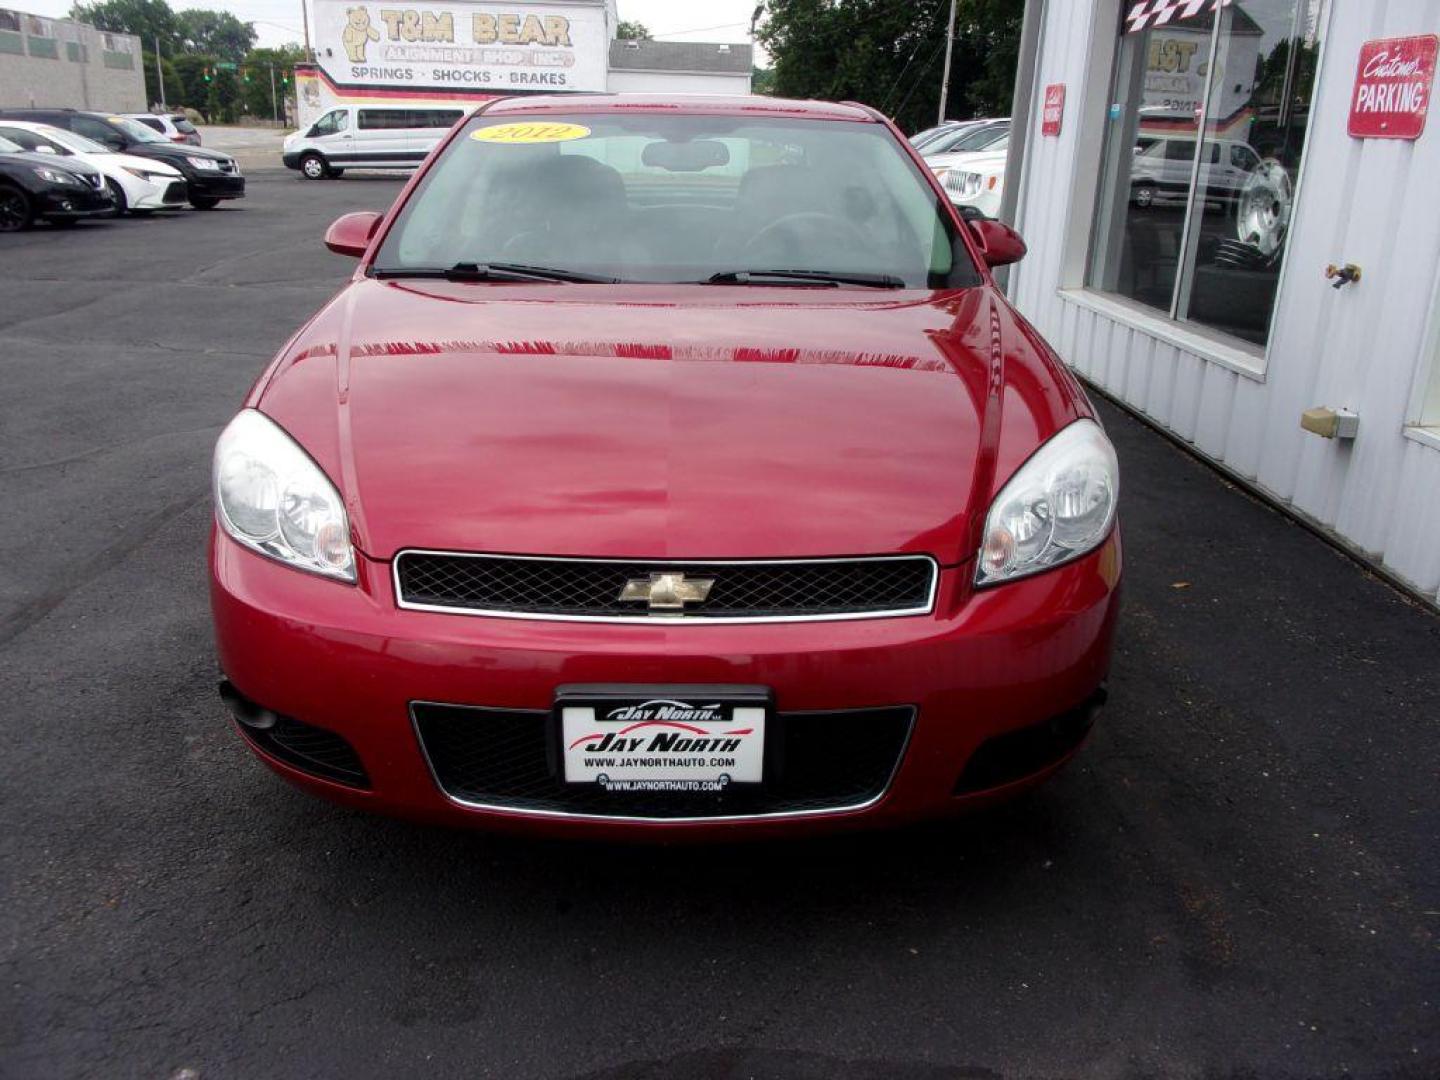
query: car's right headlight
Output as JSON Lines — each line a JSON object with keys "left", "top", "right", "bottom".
{"left": 213, "top": 410, "right": 355, "bottom": 582}
{"left": 975, "top": 419, "right": 1119, "bottom": 587}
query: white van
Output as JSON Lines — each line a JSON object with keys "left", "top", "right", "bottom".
{"left": 281, "top": 104, "right": 468, "bottom": 179}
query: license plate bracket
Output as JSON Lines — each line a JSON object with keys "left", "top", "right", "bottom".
{"left": 555, "top": 684, "right": 771, "bottom": 792}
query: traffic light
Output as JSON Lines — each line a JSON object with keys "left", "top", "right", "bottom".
{"left": 202, "top": 66, "right": 212, "bottom": 82}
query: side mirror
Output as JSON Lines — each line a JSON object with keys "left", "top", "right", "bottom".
{"left": 967, "top": 219, "right": 1027, "bottom": 268}
{"left": 324, "top": 210, "right": 383, "bottom": 257}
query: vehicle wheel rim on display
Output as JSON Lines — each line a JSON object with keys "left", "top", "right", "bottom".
{"left": 1235, "top": 160, "right": 1292, "bottom": 257}
{"left": 303, "top": 158, "right": 324, "bottom": 178}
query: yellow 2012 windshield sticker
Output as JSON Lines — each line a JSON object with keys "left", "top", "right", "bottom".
{"left": 471, "top": 122, "right": 591, "bottom": 145}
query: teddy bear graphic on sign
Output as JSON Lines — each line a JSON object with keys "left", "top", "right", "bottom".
{"left": 341, "top": 6, "right": 380, "bottom": 63}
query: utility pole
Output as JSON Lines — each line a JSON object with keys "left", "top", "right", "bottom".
{"left": 300, "top": 0, "right": 312, "bottom": 60}
{"left": 937, "top": 0, "right": 957, "bottom": 124}
{"left": 155, "top": 34, "right": 166, "bottom": 109}
{"left": 270, "top": 64, "right": 278, "bottom": 123}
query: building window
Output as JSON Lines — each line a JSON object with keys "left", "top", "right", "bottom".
{"left": 0, "top": 9, "right": 20, "bottom": 31}
{"left": 1087, "top": 0, "right": 1328, "bottom": 349}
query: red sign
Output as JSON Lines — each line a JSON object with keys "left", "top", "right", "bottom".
{"left": 1042, "top": 84, "right": 1065, "bottom": 137}
{"left": 1349, "top": 35, "right": 1437, "bottom": 140}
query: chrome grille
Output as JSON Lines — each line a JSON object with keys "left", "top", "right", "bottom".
{"left": 394, "top": 553, "right": 937, "bottom": 622}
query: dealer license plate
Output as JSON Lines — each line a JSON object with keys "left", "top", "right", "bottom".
{"left": 557, "top": 684, "right": 769, "bottom": 793}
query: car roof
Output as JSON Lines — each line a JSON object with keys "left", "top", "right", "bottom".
{"left": 480, "top": 94, "right": 880, "bottom": 122}
{"left": 0, "top": 108, "right": 110, "bottom": 119}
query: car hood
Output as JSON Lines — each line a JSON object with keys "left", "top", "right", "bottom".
{"left": 927, "top": 148, "right": 1006, "bottom": 168}
{"left": 102, "top": 151, "right": 182, "bottom": 175}
{"left": 0, "top": 151, "right": 98, "bottom": 178}
{"left": 132, "top": 143, "right": 229, "bottom": 165}
{"left": 255, "top": 280, "right": 1081, "bottom": 565}
{"left": 950, "top": 150, "right": 1008, "bottom": 172}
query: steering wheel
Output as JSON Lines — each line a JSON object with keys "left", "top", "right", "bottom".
{"left": 743, "top": 211, "right": 869, "bottom": 262}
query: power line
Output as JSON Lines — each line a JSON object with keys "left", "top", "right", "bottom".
{"left": 880, "top": 8, "right": 948, "bottom": 113}
{"left": 650, "top": 21, "right": 749, "bottom": 39}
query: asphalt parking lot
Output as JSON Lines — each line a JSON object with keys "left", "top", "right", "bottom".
{"left": 2, "top": 171, "right": 1437, "bottom": 1080}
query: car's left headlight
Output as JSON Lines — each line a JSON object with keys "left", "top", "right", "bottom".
{"left": 975, "top": 418, "right": 1118, "bottom": 587}
{"left": 122, "top": 166, "right": 172, "bottom": 181}
{"left": 33, "top": 166, "right": 79, "bottom": 185}
{"left": 187, "top": 155, "right": 221, "bottom": 171}
{"left": 213, "top": 410, "right": 355, "bottom": 582}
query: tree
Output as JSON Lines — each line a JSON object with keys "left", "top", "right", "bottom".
{"left": 238, "top": 44, "right": 306, "bottom": 121}
{"left": 142, "top": 49, "right": 184, "bottom": 106}
{"left": 171, "top": 52, "right": 216, "bottom": 115}
{"left": 752, "top": 66, "right": 776, "bottom": 95}
{"left": 756, "top": 0, "right": 1024, "bottom": 134}
{"left": 176, "top": 9, "right": 257, "bottom": 63}
{"left": 615, "top": 19, "right": 650, "bottom": 40}
{"left": 71, "top": 0, "right": 179, "bottom": 54}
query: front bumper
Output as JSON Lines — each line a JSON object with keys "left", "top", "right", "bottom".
{"left": 281, "top": 151, "right": 301, "bottom": 170}
{"left": 36, "top": 185, "right": 114, "bottom": 219}
{"left": 130, "top": 178, "right": 189, "bottom": 209}
{"left": 211, "top": 530, "right": 1122, "bottom": 838}
{"left": 187, "top": 172, "right": 245, "bottom": 199}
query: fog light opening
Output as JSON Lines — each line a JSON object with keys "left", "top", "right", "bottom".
{"left": 218, "top": 680, "right": 278, "bottom": 730}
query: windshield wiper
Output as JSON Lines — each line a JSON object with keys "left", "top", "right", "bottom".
{"left": 374, "top": 262, "right": 621, "bottom": 284}
{"left": 705, "top": 269, "right": 906, "bottom": 289}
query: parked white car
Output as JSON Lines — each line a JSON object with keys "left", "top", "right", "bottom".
{"left": 0, "top": 120, "right": 186, "bottom": 215}
{"left": 927, "top": 130, "right": 1008, "bottom": 188}
{"left": 124, "top": 112, "right": 202, "bottom": 146}
{"left": 937, "top": 149, "right": 1008, "bottom": 219}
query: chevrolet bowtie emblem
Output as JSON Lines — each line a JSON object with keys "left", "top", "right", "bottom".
{"left": 619, "top": 572, "right": 716, "bottom": 611}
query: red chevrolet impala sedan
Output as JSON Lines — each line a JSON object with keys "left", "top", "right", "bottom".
{"left": 209, "top": 95, "right": 1121, "bottom": 837}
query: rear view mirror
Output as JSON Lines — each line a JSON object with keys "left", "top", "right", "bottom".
{"left": 642, "top": 140, "right": 729, "bottom": 172}
{"left": 324, "top": 210, "right": 383, "bottom": 257}
{"left": 967, "top": 219, "right": 1027, "bottom": 268}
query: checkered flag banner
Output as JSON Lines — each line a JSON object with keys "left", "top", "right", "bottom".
{"left": 1124, "top": 0, "right": 1234, "bottom": 33}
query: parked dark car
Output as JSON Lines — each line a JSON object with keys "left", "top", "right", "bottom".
{"left": 0, "top": 109, "right": 242, "bottom": 209}
{"left": 0, "top": 133, "right": 115, "bottom": 230}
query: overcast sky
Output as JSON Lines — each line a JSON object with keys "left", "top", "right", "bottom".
{"left": 21, "top": 0, "right": 765, "bottom": 55}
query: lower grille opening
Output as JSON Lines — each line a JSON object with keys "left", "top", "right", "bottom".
{"left": 413, "top": 703, "right": 914, "bottom": 819}
{"left": 953, "top": 689, "right": 1106, "bottom": 795}
{"left": 222, "top": 683, "right": 370, "bottom": 789}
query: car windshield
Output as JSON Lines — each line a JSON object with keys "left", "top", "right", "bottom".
{"left": 374, "top": 112, "right": 979, "bottom": 289}
{"left": 0, "top": 134, "right": 21, "bottom": 153}
{"left": 109, "top": 116, "right": 167, "bottom": 143}
{"left": 945, "top": 125, "right": 1008, "bottom": 154}
{"left": 45, "top": 128, "right": 109, "bottom": 155}
{"left": 172, "top": 117, "right": 197, "bottom": 133}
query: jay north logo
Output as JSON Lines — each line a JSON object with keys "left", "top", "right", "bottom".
{"left": 567, "top": 700, "right": 755, "bottom": 755}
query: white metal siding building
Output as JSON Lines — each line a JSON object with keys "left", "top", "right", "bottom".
{"left": 1005, "top": 0, "right": 1440, "bottom": 607}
